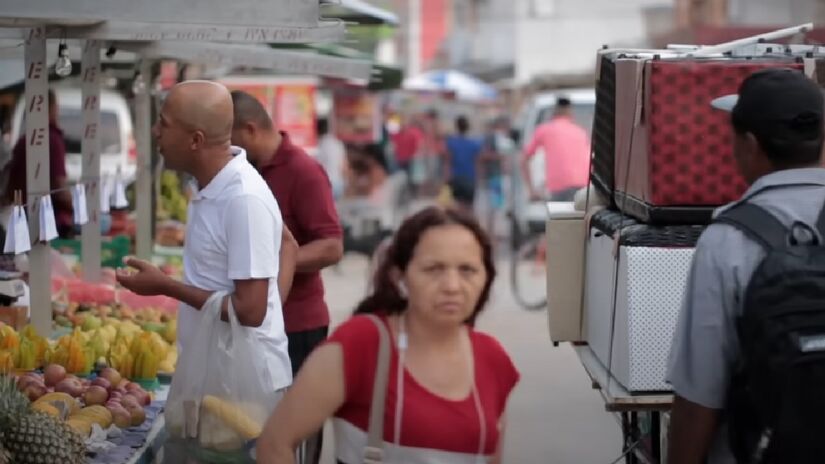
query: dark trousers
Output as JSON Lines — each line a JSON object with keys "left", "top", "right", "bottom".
{"left": 288, "top": 327, "right": 329, "bottom": 464}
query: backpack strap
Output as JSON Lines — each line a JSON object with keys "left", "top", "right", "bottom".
{"left": 815, "top": 201, "right": 825, "bottom": 244}
{"left": 715, "top": 203, "right": 788, "bottom": 251}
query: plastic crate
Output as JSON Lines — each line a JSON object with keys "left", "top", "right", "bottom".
{"left": 51, "top": 235, "right": 131, "bottom": 269}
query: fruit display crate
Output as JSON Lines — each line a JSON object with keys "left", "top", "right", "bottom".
{"left": 52, "top": 235, "right": 132, "bottom": 269}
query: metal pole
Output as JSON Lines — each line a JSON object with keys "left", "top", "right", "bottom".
{"left": 407, "top": 0, "right": 421, "bottom": 77}
{"left": 81, "top": 39, "right": 102, "bottom": 282}
{"left": 24, "top": 26, "right": 50, "bottom": 337}
{"left": 135, "top": 60, "right": 153, "bottom": 260}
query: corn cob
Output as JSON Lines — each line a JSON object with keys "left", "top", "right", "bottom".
{"left": 201, "top": 395, "right": 263, "bottom": 440}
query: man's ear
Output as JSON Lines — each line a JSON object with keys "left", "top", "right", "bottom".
{"left": 191, "top": 130, "right": 206, "bottom": 150}
{"left": 744, "top": 132, "right": 760, "bottom": 154}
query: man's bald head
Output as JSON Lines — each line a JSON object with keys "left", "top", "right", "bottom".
{"left": 164, "top": 81, "right": 234, "bottom": 145}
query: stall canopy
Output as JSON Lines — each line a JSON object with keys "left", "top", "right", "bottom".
{"left": 323, "top": 0, "right": 400, "bottom": 26}
{"left": 274, "top": 43, "right": 402, "bottom": 89}
{"left": 0, "top": 0, "right": 344, "bottom": 43}
{"left": 116, "top": 41, "right": 373, "bottom": 81}
{"left": 0, "top": 0, "right": 360, "bottom": 338}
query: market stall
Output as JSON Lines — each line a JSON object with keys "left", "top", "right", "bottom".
{"left": 0, "top": 1, "right": 366, "bottom": 462}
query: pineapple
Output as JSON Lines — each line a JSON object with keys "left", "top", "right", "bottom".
{"left": 2, "top": 412, "right": 86, "bottom": 464}
{"left": 0, "top": 376, "right": 85, "bottom": 464}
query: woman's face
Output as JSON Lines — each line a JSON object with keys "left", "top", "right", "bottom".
{"left": 401, "top": 224, "right": 487, "bottom": 326}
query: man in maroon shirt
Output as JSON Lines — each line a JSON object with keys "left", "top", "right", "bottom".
{"left": 230, "top": 91, "right": 343, "bottom": 463}
{"left": 5, "top": 89, "right": 73, "bottom": 237}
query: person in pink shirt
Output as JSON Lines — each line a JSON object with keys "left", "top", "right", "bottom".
{"left": 521, "top": 97, "right": 590, "bottom": 201}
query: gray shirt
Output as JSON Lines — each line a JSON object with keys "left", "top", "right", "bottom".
{"left": 666, "top": 167, "right": 825, "bottom": 464}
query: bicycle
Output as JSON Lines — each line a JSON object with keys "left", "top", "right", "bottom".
{"left": 508, "top": 203, "right": 548, "bottom": 311}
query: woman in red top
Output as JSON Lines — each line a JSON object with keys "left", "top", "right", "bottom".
{"left": 257, "top": 207, "right": 519, "bottom": 464}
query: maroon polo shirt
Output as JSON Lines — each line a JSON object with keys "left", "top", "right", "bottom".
{"left": 257, "top": 132, "right": 342, "bottom": 333}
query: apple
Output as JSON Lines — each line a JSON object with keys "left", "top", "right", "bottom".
{"left": 125, "top": 382, "right": 141, "bottom": 392}
{"left": 23, "top": 383, "right": 47, "bottom": 401}
{"left": 126, "top": 404, "right": 146, "bottom": 426}
{"left": 43, "top": 364, "right": 67, "bottom": 387}
{"left": 17, "top": 375, "right": 40, "bottom": 392}
{"left": 117, "top": 379, "right": 130, "bottom": 390}
{"left": 108, "top": 405, "right": 132, "bottom": 429}
{"left": 99, "top": 368, "right": 122, "bottom": 387}
{"left": 91, "top": 377, "right": 111, "bottom": 391}
{"left": 83, "top": 385, "right": 109, "bottom": 405}
{"left": 129, "top": 389, "right": 151, "bottom": 406}
{"left": 55, "top": 378, "right": 84, "bottom": 398}
{"left": 120, "top": 394, "right": 140, "bottom": 410}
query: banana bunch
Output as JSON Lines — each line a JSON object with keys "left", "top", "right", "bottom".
{"left": 0, "top": 350, "right": 13, "bottom": 373}
{"left": 109, "top": 340, "right": 135, "bottom": 380}
{"left": 162, "top": 319, "right": 177, "bottom": 344}
{"left": 0, "top": 325, "right": 19, "bottom": 350}
{"left": 88, "top": 329, "right": 111, "bottom": 362}
{"left": 13, "top": 337, "right": 37, "bottom": 370}
{"left": 20, "top": 325, "right": 49, "bottom": 367}
{"left": 49, "top": 330, "right": 94, "bottom": 374}
{"left": 158, "top": 345, "right": 178, "bottom": 373}
{"left": 130, "top": 334, "right": 161, "bottom": 380}
{"left": 133, "top": 345, "right": 159, "bottom": 380}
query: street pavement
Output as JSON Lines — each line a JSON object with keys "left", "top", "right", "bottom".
{"left": 318, "top": 254, "right": 622, "bottom": 464}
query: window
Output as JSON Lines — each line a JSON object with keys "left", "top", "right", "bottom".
{"left": 58, "top": 109, "right": 121, "bottom": 155}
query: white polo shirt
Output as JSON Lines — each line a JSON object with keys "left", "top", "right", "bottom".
{"left": 178, "top": 147, "right": 292, "bottom": 390}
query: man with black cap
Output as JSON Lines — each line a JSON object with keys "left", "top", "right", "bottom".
{"left": 667, "top": 68, "right": 825, "bottom": 464}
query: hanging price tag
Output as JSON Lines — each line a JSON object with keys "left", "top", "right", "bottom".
{"left": 39, "top": 196, "right": 58, "bottom": 242}
{"left": 3, "top": 209, "right": 15, "bottom": 254}
{"left": 100, "top": 179, "right": 112, "bottom": 213}
{"left": 11, "top": 206, "right": 31, "bottom": 254}
{"left": 72, "top": 184, "right": 88, "bottom": 225}
{"left": 113, "top": 173, "right": 129, "bottom": 209}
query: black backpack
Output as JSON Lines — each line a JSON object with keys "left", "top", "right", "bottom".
{"left": 715, "top": 202, "right": 825, "bottom": 464}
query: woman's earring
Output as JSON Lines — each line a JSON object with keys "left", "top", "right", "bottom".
{"left": 397, "top": 281, "right": 409, "bottom": 299}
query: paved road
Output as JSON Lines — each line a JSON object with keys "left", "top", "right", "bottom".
{"left": 317, "top": 254, "right": 622, "bottom": 464}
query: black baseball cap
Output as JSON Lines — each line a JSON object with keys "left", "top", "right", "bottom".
{"left": 711, "top": 68, "right": 824, "bottom": 144}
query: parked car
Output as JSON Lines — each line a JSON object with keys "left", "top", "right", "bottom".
{"left": 10, "top": 87, "right": 137, "bottom": 185}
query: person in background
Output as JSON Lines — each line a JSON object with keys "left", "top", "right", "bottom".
{"left": 521, "top": 96, "right": 589, "bottom": 202}
{"left": 256, "top": 207, "right": 519, "bottom": 464}
{"left": 391, "top": 114, "right": 424, "bottom": 189}
{"left": 5, "top": 89, "right": 73, "bottom": 237}
{"left": 419, "top": 109, "right": 449, "bottom": 196}
{"left": 446, "top": 115, "right": 482, "bottom": 210}
{"left": 230, "top": 90, "right": 344, "bottom": 464}
{"left": 667, "top": 69, "right": 825, "bottom": 464}
{"left": 345, "top": 143, "right": 389, "bottom": 200}
{"left": 315, "top": 118, "right": 347, "bottom": 200}
{"left": 478, "top": 116, "right": 515, "bottom": 235}
{"left": 116, "top": 83, "right": 293, "bottom": 460}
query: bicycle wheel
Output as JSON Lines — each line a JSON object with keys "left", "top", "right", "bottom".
{"left": 510, "top": 235, "right": 547, "bottom": 311}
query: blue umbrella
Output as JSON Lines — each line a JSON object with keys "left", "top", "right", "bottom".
{"left": 403, "top": 69, "right": 497, "bottom": 102}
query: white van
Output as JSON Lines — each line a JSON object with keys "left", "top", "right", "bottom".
{"left": 10, "top": 87, "right": 137, "bottom": 185}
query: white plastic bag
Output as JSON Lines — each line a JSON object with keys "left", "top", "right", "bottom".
{"left": 165, "top": 292, "right": 279, "bottom": 452}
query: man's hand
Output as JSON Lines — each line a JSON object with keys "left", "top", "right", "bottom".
{"left": 116, "top": 258, "right": 172, "bottom": 296}
{"left": 668, "top": 395, "right": 720, "bottom": 464}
